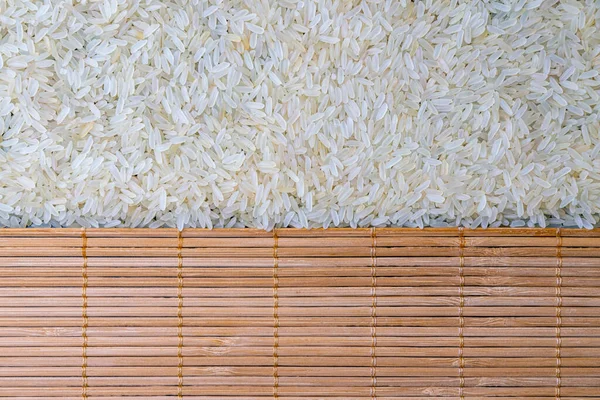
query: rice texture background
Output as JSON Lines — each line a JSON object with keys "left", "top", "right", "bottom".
{"left": 1, "top": 0, "right": 599, "bottom": 229}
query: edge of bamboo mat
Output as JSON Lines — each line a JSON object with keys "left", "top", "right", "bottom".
{"left": 0, "top": 227, "right": 599, "bottom": 237}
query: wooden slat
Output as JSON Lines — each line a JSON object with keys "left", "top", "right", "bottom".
{"left": 0, "top": 227, "right": 598, "bottom": 398}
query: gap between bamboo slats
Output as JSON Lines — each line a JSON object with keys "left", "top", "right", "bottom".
{"left": 0, "top": 228, "right": 598, "bottom": 399}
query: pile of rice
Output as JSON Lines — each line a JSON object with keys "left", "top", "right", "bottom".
{"left": 1, "top": 0, "right": 599, "bottom": 229}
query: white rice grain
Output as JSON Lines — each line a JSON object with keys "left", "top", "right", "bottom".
{"left": 0, "top": 0, "right": 598, "bottom": 230}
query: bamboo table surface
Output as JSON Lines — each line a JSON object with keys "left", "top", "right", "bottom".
{"left": 0, "top": 227, "right": 599, "bottom": 399}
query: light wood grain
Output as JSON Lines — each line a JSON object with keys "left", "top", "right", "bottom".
{"left": 0, "top": 227, "right": 598, "bottom": 398}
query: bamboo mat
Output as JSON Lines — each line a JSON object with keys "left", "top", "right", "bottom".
{"left": 1, "top": 227, "right": 599, "bottom": 399}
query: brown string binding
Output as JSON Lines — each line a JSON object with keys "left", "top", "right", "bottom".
{"left": 81, "top": 229, "right": 88, "bottom": 400}
{"left": 177, "top": 230, "right": 184, "bottom": 399}
{"left": 458, "top": 227, "right": 465, "bottom": 400}
{"left": 370, "top": 228, "right": 377, "bottom": 400}
{"left": 555, "top": 228, "right": 563, "bottom": 400}
{"left": 273, "top": 229, "right": 279, "bottom": 399}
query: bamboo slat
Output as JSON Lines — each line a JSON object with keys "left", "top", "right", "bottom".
{"left": 0, "top": 227, "right": 599, "bottom": 399}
